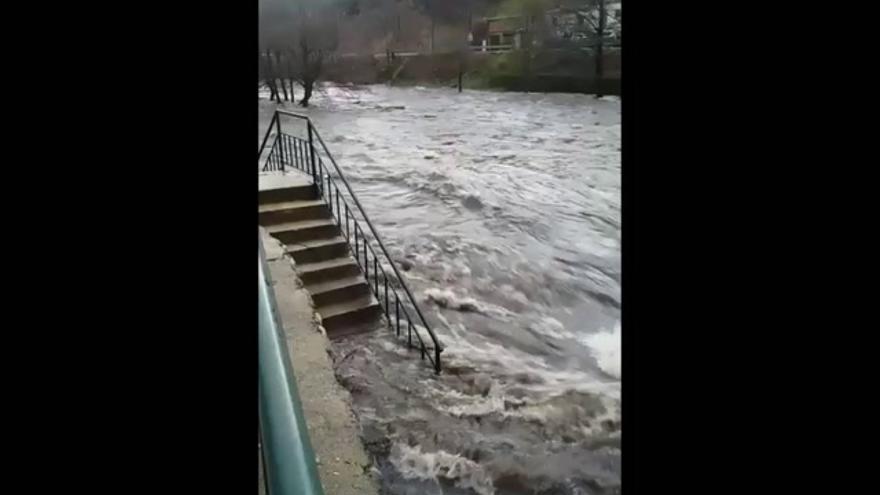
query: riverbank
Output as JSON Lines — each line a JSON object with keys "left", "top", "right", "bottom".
{"left": 261, "top": 227, "right": 379, "bottom": 495}
{"left": 319, "top": 50, "right": 621, "bottom": 96}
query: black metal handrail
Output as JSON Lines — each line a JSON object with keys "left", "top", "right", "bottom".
{"left": 258, "top": 112, "right": 280, "bottom": 162}
{"left": 259, "top": 110, "right": 443, "bottom": 373}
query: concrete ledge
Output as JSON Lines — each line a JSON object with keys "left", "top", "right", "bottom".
{"left": 261, "top": 228, "right": 378, "bottom": 495}
{"left": 259, "top": 171, "right": 313, "bottom": 191}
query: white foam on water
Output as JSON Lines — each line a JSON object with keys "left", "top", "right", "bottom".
{"left": 440, "top": 393, "right": 507, "bottom": 418}
{"left": 422, "top": 288, "right": 513, "bottom": 319}
{"left": 423, "top": 288, "right": 481, "bottom": 312}
{"left": 434, "top": 371, "right": 620, "bottom": 419}
{"left": 580, "top": 321, "right": 621, "bottom": 379}
{"left": 380, "top": 340, "right": 413, "bottom": 357}
{"left": 528, "top": 316, "right": 576, "bottom": 340}
{"left": 390, "top": 443, "right": 495, "bottom": 495}
{"left": 432, "top": 334, "right": 622, "bottom": 420}
{"left": 571, "top": 396, "right": 622, "bottom": 438}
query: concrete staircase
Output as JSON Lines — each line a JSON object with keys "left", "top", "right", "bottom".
{"left": 260, "top": 180, "right": 381, "bottom": 337}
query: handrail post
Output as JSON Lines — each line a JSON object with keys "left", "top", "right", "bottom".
{"left": 275, "top": 113, "right": 283, "bottom": 172}
{"left": 258, "top": 113, "right": 279, "bottom": 163}
{"left": 435, "top": 347, "right": 441, "bottom": 374}
{"left": 307, "top": 120, "right": 317, "bottom": 184}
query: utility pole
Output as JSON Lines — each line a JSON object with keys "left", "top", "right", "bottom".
{"left": 459, "top": 1, "right": 472, "bottom": 92}
{"left": 596, "top": 0, "right": 607, "bottom": 97}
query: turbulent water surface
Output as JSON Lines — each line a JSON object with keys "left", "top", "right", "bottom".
{"left": 259, "top": 85, "right": 621, "bottom": 495}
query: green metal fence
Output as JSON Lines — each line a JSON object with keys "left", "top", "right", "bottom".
{"left": 258, "top": 234, "right": 325, "bottom": 495}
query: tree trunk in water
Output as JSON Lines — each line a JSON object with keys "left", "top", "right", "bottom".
{"left": 595, "top": 41, "right": 604, "bottom": 98}
{"left": 279, "top": 78, "right": 289, "bottom": 101}
{"left": 267, "top": 79, "right": 279, "bottom": 102}
{"left": 265, "top": 51, "right": 279, "bottom": 102}
{"left": 273, "top": 51, "right": 288, "bottom": 101}
{"left": 286, "top": 52, "right": 296, "bottom": 102}
{"left": 300, "top": 80, "right": 313, "bottom": 107}
{"left": 595, "top": 0, "right": 606, "bottom": 98}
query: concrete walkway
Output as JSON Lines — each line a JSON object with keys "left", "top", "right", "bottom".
{"left": 261, "top": 227, "right": 378, "bottom": 495}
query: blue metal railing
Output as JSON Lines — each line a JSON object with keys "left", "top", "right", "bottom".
{"left": 259, "top": 233, "right": 325, "bottom": 495}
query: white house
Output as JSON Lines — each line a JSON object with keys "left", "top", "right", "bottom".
{"left": 545, "top": 1, "right": 621, "bottom": 43}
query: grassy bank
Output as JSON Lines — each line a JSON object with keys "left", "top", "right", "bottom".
{"left": 322, "top": 50, "right": 621, "bottom": 96}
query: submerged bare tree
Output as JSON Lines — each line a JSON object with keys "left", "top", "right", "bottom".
{"left": 294, "top": 3, "right": 338, "bottom": 107}
{"left": 259, "top": 52, "right": 280, "bottom": 102}
{"left": 259, "top": 0, "right": 339, "bottom": 107}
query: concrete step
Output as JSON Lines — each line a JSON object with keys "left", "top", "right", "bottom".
{"left": 259, "top": 199, "right": 330, "bottom": 226}
{"left": 295, "top": 257, "right": 361, "bottom": 285}
{"left": 286, "top": 237, "right": 351, "bottom": 265}
{"left": 267, "top": 219, "right": 339, "bottom": 244}
{"left": 307, "top": 275, "right": 371, "bottom": 308}
{"left": 319, "top": 294, "right": 381, "bottom": 335}
{"left": 259, "top": 184, "right": 317, "bottom": 205}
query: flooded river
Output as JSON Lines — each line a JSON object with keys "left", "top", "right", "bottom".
{"left": 259, "top": 84, "right": 621, "bottom": 495}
